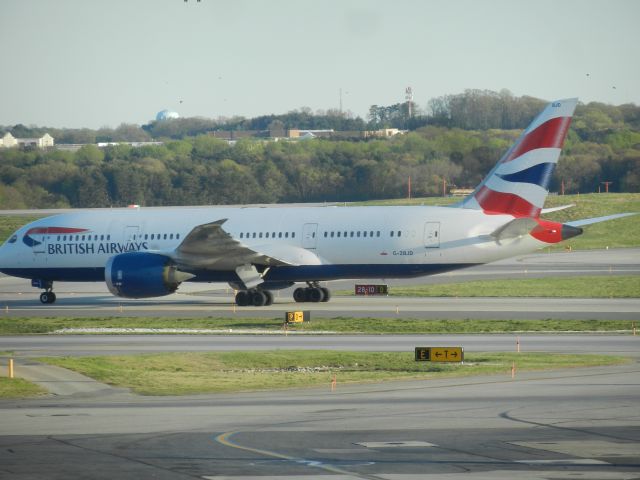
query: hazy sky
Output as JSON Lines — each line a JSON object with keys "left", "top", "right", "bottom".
{"left": 1, "top": 0, "right": 638, "bottom": 128}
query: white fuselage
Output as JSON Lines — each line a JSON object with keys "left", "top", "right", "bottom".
{"left": 1, "top": 204, "right": 546, "bottom": 286}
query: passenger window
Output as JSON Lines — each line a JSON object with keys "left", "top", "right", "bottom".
{"left": 252, "top": 232, "right": 256, "bottom": 238}
{"left": 176, "top": 234, "right": 180, "bottom": 239}
{"left": 292, "top": 232, "right": 296, "bottom": 238}
{"left": 390, "top": 231, "right": 394, "bottom": 237}
{"left": 398, "top": 231, "right": 402, "bottom": 237}
{"left": 357, "top": 231, "right": 361, "bottom": 237}
{"left": 330, "top": 232, "right": 334, "bottom": 238}
{"left": 259, "top": 233, "right": 263, "bottom": 238}
{"left": 278, "top": 232, "right": 282, "bottom": 238}
{"left": 240, "top": 233, "right": 243, "bottom": 239}
{"left": 324, "top": 232, "right": 328, "bottom": 238}
{"left": 285, "top": 232, "right": 289, "bottom": 238}
{"left": 363, "top": 231, "right": 367, "bottom": 237}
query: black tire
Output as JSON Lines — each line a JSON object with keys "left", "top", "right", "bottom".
{"left": 293, "top": 287, "right": 307, "bottom": 302}
{"left": 39, "top": 292, "right": 56, "bottom": 304}
{"left": 251, "top": 290, "right": 267, "bottom": 307}
{"left": 320, "top": 287, "right": 331, "bottom": 302}
{"left": 308, "top": 287, "right": 325, "bottom": 303}
{"left": 263, "top": 290, "right": 274, "bottom": 306}
{"left": 235, "top": 291, "right": 249, "bottom": 307}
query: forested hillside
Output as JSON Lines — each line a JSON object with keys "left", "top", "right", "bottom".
{"left": 1, "top": 91, "right": 638, "bottom": 208}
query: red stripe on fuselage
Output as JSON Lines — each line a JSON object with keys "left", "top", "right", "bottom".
{"left": 475, "top": 186, "right": 541, "bottom": 217}
{"left": 503, "top": 116, "right": 572, "bottom": 163}
{"left": 26, "top": 227, "right": 88, "bottom": 235}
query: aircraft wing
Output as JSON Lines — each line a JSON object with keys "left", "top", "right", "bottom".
{"left": 171, "top": 219, "right": 321, "bottom": 270}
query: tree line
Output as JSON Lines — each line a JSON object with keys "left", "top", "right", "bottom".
{"left": 0, "top": 90, "right": 638, "bottom": 208}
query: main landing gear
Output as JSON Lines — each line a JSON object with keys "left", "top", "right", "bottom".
{"left": 33, "top": 279, "right": 56, "bottom": 304}
{"left": 235, "top": 289, "right": 274, "bottom": 307}
{"left": 293, "top": 283, "right": 331, "bottom": 303}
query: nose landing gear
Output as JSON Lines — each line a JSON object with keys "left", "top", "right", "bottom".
{"left": 32, "top": 279, "right": 56, "bottom": 304}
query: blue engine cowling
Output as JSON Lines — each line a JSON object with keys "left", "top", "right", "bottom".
{"left": 105, "top": 252, "right": 188, "bottom": 299}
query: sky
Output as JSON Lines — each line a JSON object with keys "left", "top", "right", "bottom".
{"left": 1, "top": 0, "right": 639, "bottom": 129}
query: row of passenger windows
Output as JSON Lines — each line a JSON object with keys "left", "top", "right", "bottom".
{"left": 133, "top": 233, "right": 181, "bottom": 241}
{"left": 239, "top": 231, "right": 296, "bottom": 239}
{"left": 55, "top": 233, "right": 181, "bottom": 242}
{"left": 324, "top": 230, "right": 403, "bottom": 238}
{"left": 238, "top": 230, "right": 404, "bottom": 241}
{"left": 57, "top": 234, "right": 112, "bottom": 242}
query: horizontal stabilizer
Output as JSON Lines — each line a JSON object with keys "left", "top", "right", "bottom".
{"left": 491, "top": 217, "right": 538, "bottom": 242}
{"left": 565, "top": 212, "right": 637, "bottom": 227}
{"left": 541, "top": 203, "right": 575, "bottom": 214}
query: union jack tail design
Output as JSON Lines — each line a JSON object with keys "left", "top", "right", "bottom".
{"left": 462, "top": 98, "right": 578, "bottom": 218}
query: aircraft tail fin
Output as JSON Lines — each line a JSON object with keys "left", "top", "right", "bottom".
{"left": 461, "top": 98, "right": 578, "bottom": 218}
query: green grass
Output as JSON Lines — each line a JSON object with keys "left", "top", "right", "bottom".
{"left": 39, "top": 350, "right": 629, "bottom": 396}
{"left": 0, "top": 316, "right": 637, "bottom": 335}
{"left": 291, "top": 318, "right": 638, "bottom": 334}
{"left": 339, "top": 276, "right": 640, "bottom": 298}
{"left": 0, "top": 376, "right": 47, "bottom": 398}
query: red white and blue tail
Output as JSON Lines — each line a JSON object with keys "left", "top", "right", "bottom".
{"left": 461, "top": 98, "right": 578, "bottom": 218}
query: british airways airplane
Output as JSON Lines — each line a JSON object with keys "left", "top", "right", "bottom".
{"left": 0, "top": 98, "right": 632, "bottom": 306}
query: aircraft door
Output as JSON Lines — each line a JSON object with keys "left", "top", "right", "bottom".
{"left": 123, "top": 226, "right": 140, "bottom": 243}
{"left": 424, "top": 222, "right": 440, "bottom": 248}
{"left": 302, "top": 223, "right": 318, "bottom": 249}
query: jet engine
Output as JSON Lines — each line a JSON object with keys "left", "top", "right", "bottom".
{"left": 105, "top": 252, "right": 193, "bottom": 299}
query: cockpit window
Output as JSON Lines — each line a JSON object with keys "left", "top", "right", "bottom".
{"left": 7, "top": 234, "right": 17, "bottom": 244}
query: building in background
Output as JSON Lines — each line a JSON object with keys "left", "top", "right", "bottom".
{"left": 0, "top": 132, "right": 54, "bottom": 148}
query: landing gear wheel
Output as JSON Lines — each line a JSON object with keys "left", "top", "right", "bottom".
{"left": 251, "top": 290, "right": 267, "bottom": 307}
{"left": 235, "top": 291, "right": 249, "bottom": 307}
{"left": 39, "top": 292, "right": 56, "bottom": 304}
{"left": 320, "top": 287, "right": 331, "bottom": 302}
{"left": 293, "top": 287, "right": 307, "bottom": 303}
{"left": 264, "top": 290, "right": 274, "bottom": 306}
{"left": 307, "top": 287, "right": 325, "bottom": 303}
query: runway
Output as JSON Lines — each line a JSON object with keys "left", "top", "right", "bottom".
{"left": 0, "top": 248, "right": 638, "bottom": 320}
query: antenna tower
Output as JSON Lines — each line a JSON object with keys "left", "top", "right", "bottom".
{"left": 405, "top": 86, "right": 414, "bottom": 117}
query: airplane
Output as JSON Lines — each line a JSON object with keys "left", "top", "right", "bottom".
{"left": 0, "top": 98, "right": 634, "bottom": 306}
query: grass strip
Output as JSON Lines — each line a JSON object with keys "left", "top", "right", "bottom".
{"left": 0, "top": 317, "right": 636, "bottom": 335}
{"left": 341, "top": 275, "right": 640, "bottom": 298}
{"left": 39, "top": 351, "right": 629, "bottom": 396}
{"left": 0, "top": 376, "right": 47, "bottom": 398}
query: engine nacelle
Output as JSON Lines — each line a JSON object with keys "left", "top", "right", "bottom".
{"left": 105, "top": 252, "right": 192, "bottom": 299}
